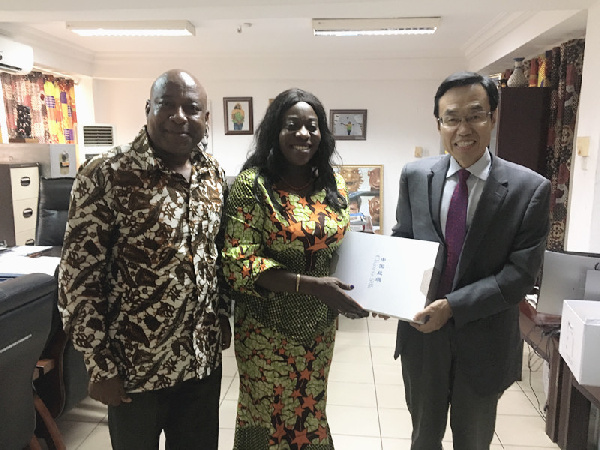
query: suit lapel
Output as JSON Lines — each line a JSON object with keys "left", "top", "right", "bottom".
{"left": 429, "top": 157, "right": 449, "bottom": 242}
{"left": 456, "top": 156, "right": 508, "bottom": 282}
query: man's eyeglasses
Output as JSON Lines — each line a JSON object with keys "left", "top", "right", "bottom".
{"left": 438, "top": 111, "right": 492, "bottom": 128}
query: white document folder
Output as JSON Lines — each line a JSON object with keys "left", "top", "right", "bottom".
{"left": 332, "top": 231, "right": 441, "bottom": 322}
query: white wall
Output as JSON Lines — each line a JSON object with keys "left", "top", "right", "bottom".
{"left": 567, "top": 0, "right": 600, "bottom": 252}
{"left": 73, "top": 75, "right": 96, "bottom": 167}
{"left": 11, "top": 12, "right": 600, "bottom": 247}
{"left": 92, "top": 58, "right": 460, "bottom": 235}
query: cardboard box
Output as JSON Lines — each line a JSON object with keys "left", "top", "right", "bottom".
{"left": 559, "top": 300, "right": 600, "bottom": 386}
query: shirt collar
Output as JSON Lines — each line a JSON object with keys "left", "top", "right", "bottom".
{"left": 447, "top": 148, "right": 491, "bottom": 181}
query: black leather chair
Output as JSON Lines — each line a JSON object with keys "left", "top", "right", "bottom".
{"left": 0, "top": 273, "right": 56, "bottom": 450}
{"left": 35, "top": 177, "right": 75, "bottom": 246}
{"left": 33, "top": 176, "right": 90, "bottom": 419}
{"left": 37, "top": 317, "right": 90, "bottom": 419}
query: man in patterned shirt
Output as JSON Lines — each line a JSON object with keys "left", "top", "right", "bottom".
{"left": 58, "top": 69, "right": 230, "bottom": 449}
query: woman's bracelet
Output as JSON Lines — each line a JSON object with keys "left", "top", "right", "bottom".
{"left": 296, "top": 273, "right": 301, "bottom": 292}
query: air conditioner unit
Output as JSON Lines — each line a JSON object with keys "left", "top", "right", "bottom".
{"left": 82, "top": 124, "right": 115, "bottom": 159}
{"left": 0, "top": 36, "right": 34, "bottom": 75}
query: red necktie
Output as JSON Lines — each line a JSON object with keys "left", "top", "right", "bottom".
{"left": 437, "top": 168, "right": 470, "bottom": 298}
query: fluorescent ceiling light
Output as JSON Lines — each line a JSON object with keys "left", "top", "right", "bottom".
{"left": 66, "top": 20, "right": 195, "bottom": 37}
{"left": 312, "top": 17, "right": 440, "bottom": 36}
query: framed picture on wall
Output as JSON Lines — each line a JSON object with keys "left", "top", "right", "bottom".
{"left": 334, "top": 165, "right": 383, "bottom": 234}
{"left": 330, "top": 109, "right": 367, "bottom": 140}
{"left": 223, "top": 97, "right": 253, "bottom": 135}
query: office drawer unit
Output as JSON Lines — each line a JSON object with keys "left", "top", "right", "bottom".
{"left": 0, "top": 163, "right": 40, "bottom": 246}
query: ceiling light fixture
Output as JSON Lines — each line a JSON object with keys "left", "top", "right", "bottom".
{"left": 66, "top": 20, "right": 195, "bottom": 37}
{"left": 312, "top": 17, "right": 440, "bottom": 37}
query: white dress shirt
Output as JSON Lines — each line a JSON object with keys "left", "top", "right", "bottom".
{"left": 440, "top": 149, "right": 491, "bottom": 238}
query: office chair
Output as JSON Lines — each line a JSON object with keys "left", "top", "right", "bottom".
{"left": 35, "top": 177, "right": 75, "bottom": 246}
{"left": 33, "top": 176, "right": 90, "bottom": 419}
{"left": 0, "top": 273, "right": 56, "bottom": 449}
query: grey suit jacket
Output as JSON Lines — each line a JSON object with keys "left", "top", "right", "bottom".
{"left": 392, "top": 153, "right": 551, "bottom": 395}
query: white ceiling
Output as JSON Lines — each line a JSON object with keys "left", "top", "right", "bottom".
{"left": 0, "top": 0, "right": 592, "bottom": 76}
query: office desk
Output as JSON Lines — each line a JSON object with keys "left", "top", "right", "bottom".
{"left": 519, "top": 300, "right": 600, "bottom": 449}
{"left": 518, "top": 300, "right": 561, "bottom": 441}
{"left": 519, "top": 300, "right": 560, "bottom": 360}
{"left": 554, "top": 349, "right": 600, "bottom": 449}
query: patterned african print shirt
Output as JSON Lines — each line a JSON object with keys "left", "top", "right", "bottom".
{"left": 222, "top": 168, "right": 349, "bottom": 343}
{"left": 58, "top": 127, "right": 229, "bottom": 392}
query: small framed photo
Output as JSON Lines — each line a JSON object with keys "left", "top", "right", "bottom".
{"left": 330, "top": 109, "right": 367, "bottom": 140}
{"left": 223, "top": 97, "right": 253, "bottom": 135}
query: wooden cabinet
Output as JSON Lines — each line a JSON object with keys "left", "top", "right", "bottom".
{"left": 494, "top": 87, "right": 551, "bottom": 177}
{"left": 0, "top": 163, "right": 40, "bottom": 246}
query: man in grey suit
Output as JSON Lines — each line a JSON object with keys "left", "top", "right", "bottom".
{"left": 392, "top": 72, "right": 551, "bottom": 449}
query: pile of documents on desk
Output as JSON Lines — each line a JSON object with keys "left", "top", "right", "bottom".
{"left": 0, "top": 246, "right": 60, "bottom": 278}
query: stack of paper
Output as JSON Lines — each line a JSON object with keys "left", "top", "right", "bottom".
{"left": 0, "top": 246, "right": 59, "bottom": 277}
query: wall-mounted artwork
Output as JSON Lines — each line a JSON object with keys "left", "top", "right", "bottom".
{"left": 335, "top": 165, "right": 383, "bottom": 234}
{"left": 330, "top": 109, "right": 367, "bottom": 140}
{"left": 223, "top": 97, "right": 253, "bottom": 135}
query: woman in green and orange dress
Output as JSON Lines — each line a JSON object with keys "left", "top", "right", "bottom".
{"left": 222, "top": 88, "right": 368, "bottom": 449}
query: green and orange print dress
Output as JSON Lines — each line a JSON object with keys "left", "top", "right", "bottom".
{"left": 222, "top": 168, "right": 350, "bottom": 450}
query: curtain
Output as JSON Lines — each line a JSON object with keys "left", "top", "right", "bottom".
{"left": 0, "top": 76, "right": 3, "bottom": 143}
{"left": 0, "top": 71, "right": 77, "bottom": 144}
{"left": 544, "top": 39, "right": 585, "bottom": 251}
{"left": 44, "top": 75, "right": 77, "bottom": 144}
{"left": 0, "top": 71, "right": 46, "bottom": 141}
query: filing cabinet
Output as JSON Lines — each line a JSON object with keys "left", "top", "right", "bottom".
{"left": 0, "top": 163, "right": 40, "bottom": 246}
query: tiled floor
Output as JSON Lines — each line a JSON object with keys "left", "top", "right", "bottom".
{"left": 53, "top": 316, "right": 559, "bottom": 449}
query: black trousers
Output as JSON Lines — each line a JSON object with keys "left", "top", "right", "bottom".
{"left": 108, "top": 366, "right": 222, "bottom": 450}
{"left": 398, "top": 323, "right": 499, "bottom": 450}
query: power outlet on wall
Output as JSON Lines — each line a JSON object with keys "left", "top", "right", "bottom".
{"left": 577, "top": 136, "right": 590, "bottom": 157}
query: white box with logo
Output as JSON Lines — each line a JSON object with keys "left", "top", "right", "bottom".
{"left": 331, "top": 231, "right": 440, "bottom": 322}
{"left": 559, "top": 300, "right": 600, "bottom": 386}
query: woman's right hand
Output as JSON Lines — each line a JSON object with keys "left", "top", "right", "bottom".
{"left": 301, "top": 276, "right": 368, "bottom": 319}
